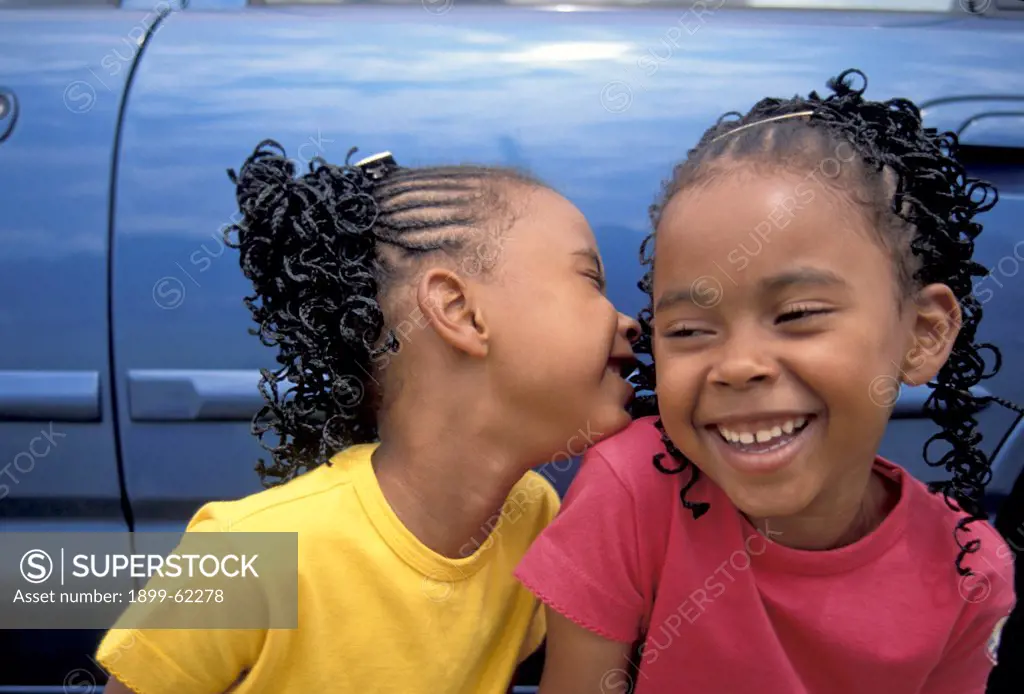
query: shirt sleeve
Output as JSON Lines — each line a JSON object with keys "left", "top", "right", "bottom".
{"left": 920, "top": 570, "right": 1016, "bottom": 694}
{"left": 94, "top": 514, "right": 265, "bottom": 694}
{"left": 513, "top": 448, "right": 650, "bottom": 644}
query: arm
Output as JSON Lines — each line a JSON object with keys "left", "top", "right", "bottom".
{"left": 93, "top": 517, "right": 264, "bottom": 694}
{"left": 921, "top": 610, "right": 1011, "bottom": 694}
{"left": 95, "top": 609, "right": 259, "bottom": 694}
{"left": 516, "top": 440, "right": 668, "bottom": 690}
{"left": 921, "top": 552, "right": 1015, "bottom": 694}
{"left": 537, "top": 609, "right": 634, "bottom": 694}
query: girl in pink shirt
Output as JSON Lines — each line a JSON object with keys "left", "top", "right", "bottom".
{"left": 515, "top": 69, "right": 1019, "bottom": 694}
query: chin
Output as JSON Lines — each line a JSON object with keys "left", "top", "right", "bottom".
{"left": 718, "top": 476, "right": 819, "bottom": 522}
{"left": 589, "top": 406, "right": 631, "bottom": 445}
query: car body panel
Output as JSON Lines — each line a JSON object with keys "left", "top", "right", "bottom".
{"left": 0, "top": 7, "right": 175, "bottom": 686}
{"left": 112, "top": 7, "right": 1024, "bottom": 530}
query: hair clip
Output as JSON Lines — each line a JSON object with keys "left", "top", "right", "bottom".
{"left": 709, "top": 110, "right": 815, "bottom": 145}
{"left": 353, "top": 151, "right": 398, "bottom": 182}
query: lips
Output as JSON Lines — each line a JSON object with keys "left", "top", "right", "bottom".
{"left": 716, "top": 416, "right": 810, "bottom": 450}
{"left": 704, "top": 414, "right": 818, "bottom": 475}
{"left": 605, "top": 356, "right": 637, "bottom": 402}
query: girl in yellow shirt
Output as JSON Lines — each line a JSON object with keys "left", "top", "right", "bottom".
{"left": 96, "top": 142, "right": 640, "bottom": 694}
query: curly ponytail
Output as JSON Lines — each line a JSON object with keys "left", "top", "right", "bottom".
{"left": 226, "top": 140, "right": 543, "bottom": 486}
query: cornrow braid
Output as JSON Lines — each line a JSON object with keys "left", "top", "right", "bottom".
{"left": 632, "top": 69, "right": 1022, "bottom": 576}
{"left": 225, "top": 140, "right": 543, "bottom": 487}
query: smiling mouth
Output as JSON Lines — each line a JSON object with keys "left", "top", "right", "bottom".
{"left": 712, "top": 416, "right": 814, "bottom": 454}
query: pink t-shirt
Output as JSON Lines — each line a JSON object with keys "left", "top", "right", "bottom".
{"left": 515, "top": 417, "right": 1016, "bottom": 694}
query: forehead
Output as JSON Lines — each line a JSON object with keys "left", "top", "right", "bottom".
{"left": 654, "top": 171, "right": 892, "bottom": 292}
{"left": 504, "top": 186, "right": 597, "bottom": 259}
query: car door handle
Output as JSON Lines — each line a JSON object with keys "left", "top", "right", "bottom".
{"left": 0, "top": 370, "right": 101, "bottom": 421}
{"left": 127, "top": 369, "right": 284, "bottom": 421}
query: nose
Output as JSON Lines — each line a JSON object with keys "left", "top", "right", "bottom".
{"left": 610, "top": 312, "right": 642, "bottom": 366}
{"left": 708, "top": 339, "right": 779, "bottom": 389}
{"left": 618, "top": 312, "right": 642, "bottom": 345}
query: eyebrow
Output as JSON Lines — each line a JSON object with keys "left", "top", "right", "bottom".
{"left": 759, "top": 267, "right": 847, "bottom": 294}
{"left": 654, "top": 267, "right": 847, "bottom": 311}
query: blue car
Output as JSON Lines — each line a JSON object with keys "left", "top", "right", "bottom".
{"left": 1, "top": 0, "right": 1022, "bottom": 690}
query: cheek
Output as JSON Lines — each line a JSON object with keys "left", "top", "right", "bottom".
{"left": 652, "top": 350, "right": 700, "bottom": 418}
{"left": 653, "top": 361, "right": 704, "bottom": 460}
{"left": 788, "top": 316, "right": 908, "bottom": 410}
{"left": 572, "top": 298, "right": 618, "bottom": 369}
{"left": 517, "top": 292, "right": 615, "bottom": 379}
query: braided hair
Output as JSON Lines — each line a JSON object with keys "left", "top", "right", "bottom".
{"left": 225, "top": 140, "right": 543, "bottom": 487}
{"left": 631, "top": 69, "right": 1023, "bottom": 576}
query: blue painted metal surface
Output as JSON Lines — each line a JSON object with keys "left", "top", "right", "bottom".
{"left": 110, "top": 5, "right": 1024, "bottom": 526}
{"left": 0, "top": 9, "right": 140, "bottom": 516}
{"left": 0, "top": 7, "right": 160, "bottom": 688}
{"left": 1, "top": 1, "right": 1023, "bottom": 690}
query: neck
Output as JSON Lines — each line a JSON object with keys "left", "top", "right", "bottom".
{"left": 372, "top": 397, "right": 528, "bottom": 560}
{"left": 746, "top": 464, "right": 897, "bottom": 551}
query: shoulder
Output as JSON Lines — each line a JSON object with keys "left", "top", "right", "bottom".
{"left": 899, "top": 463, "right": 1014, "bottom": 587}
{"left": 573, "top": 416, "right": 685, "bottom": 506}
{"left": 591, "top": 415, "right": 668, "bottom": 469}
{"left": 520, "top": 466, "right": 561, "bottom": 511}
{"left": 545, "top": 416, "right": 686, "bottom": 545}
{"left": 894, "top": 461, "right": 1016, "bottom": 632}
{"left": 187, "top": 444, "right": 372, "bottom": 533}
{"left": 513, "top": 418, "right": 682, "bottom": 642}
{"left": 516, "top": 469, "right": 561, "bottom": 520}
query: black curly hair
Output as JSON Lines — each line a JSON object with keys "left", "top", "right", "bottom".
{"left": 224, "top": 140, "right": 544, "bottom": 487}
{"left": 630, "top": 69, "right": 1023, "bottom": 577}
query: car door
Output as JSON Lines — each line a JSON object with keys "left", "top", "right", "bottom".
{"left": 0, "top": 0, "right": 174, "bottom": 689}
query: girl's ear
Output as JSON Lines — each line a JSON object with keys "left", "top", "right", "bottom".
{"left": 416, "top": 268, "right": 489, "bottom": 358}
{"left": 899, "top": 283, "right": 961, "bottom": 386}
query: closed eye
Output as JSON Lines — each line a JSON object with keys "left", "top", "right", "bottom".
{"left": 777, "top": 307, "right": 833, "bottom": 324}
{"left": 584, "top": 271, "right": 606, "bottom": 292}
{"left": 663, "top": 325, "right": 711, "bottom": 339}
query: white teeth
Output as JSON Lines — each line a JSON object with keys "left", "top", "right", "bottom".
{"left": 716, "top": 417, "right": 809, "bottom": 446}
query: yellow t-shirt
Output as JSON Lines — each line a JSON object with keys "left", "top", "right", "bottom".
{"left": 96, "top": 443, "right": 560, "bottom": 694}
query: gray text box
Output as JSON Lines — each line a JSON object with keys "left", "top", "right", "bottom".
{"left": 1, "top": 532, "right": 297, "bottom": 629}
